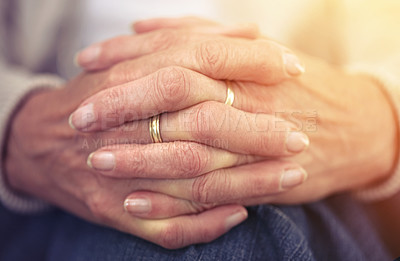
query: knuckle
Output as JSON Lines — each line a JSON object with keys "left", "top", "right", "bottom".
{"left": 250, "top": 172, "right": 277, "bottom": 196}
{"left": 253, "top": 39, "right": 283, "bottom": 82}
{"left": 191, "top": 172, "right": 220, "bottom": 203}
{"left": 191, "top": 102, "right": 221, "bottom": 142}
{"left": 150, "top": 29, "right": 179, "bottom": 52}
{"left": 196, "top": 40, "right": 228, "bottom": 78}
{"left": 187, "top": 200, "right": 216, "bottom": 213}
{"left": 191, "top": 174, "right": 211, "bottom": 203}
{"left": 99, "top": 87, "right": 130, "bottom": 127}
{"left": 257, "top": 130, "right": 285, "bottom": 155}
{"left": 150, "top": 67, "right": 190, "bottom": 110}
{"left": 168, "top": 142, "right": 209, "bottom": 178}
{"left": 212, "top": 170, "right": 232, "bottom": 202}
{"left": 251, "top": 134, "right": 272, "bottom": 155}
{"left": 191, "top": 170, "right": 232, "bottom": 203}
{"left": 86, "top": 193, "right": 109, "bottom": 222}
{"left": 192, "top": 103, "right": 211, "bottom": 141}
{"left": 158, "top": 222, "right": 186, "bottom": 249}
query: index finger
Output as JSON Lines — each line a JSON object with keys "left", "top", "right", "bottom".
{"left": 76, "top": 24, "right": 260, "bottom": 71}
{"left": 78, "top": 36, "right": 304, "bottom": 84}
{"left": 119, "top": 37, "right": 304, "bottom": 84}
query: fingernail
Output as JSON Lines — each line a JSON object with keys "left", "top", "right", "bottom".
{"left": 280, "top": 168, "right": 307, "bottom": 189}
{"left": 286, "top": 132, "right": 309, "bottom": 153}
{"left": 75, "top": 44, "right": 101, "bottom": 68}
{"left": 124, "top": 198, "right": 151, "bottom": 214}
{"left": 70, "top": 103, "right": 95, "bottom": 131}
{"left": 87, "top": 151, "right": 115, "bottom": 171}
{"left": 225, "top": 210, "right": 248, "bottom": 231}
{"left": 87, "top": 152, "right": 94, "bottom": 168}
{"left": 283, "top": 52, "right": 305, "bottom": 76}
{"left": 68, "top": 113, "right": 76, "bottom": 130}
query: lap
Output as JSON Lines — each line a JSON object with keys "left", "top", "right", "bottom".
{"left": 0, "top": 195, "right": 390, "bottom": 261}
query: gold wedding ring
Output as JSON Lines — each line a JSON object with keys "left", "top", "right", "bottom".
{"left": 149, "top": 114, "right": 163, "bottom": 143}
{"left": 225, "top": 80, "right": 235, "bottom": 106}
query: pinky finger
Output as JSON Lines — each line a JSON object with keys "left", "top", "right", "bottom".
{"left": 133, "top": 17, "right": 259, "bottom": 39}
{"left": 132, "top": 16, "right": 217, "bottom": 33}
{"left": 133, "top": 204, "right": 248, "bottom": 249}
{"left": 124, "top": 191, "right": 217, "bottom": 219}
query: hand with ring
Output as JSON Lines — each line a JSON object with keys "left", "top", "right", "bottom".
{"left": 148, "top": 81, "right": 233, "bottom": 143}
{"left": 73, "top": 17, "right": 395, "bottom": 225}
{"left": 4, "top": 19, "right": 312, "bottom": 249}
{"left": 5, "top": 16, "right": 396, "bottom": 249}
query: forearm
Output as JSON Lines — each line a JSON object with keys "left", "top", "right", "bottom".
{"left": 356, "top": 72, "right": 400, "bottom": 258}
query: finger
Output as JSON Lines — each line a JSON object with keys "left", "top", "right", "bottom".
{"left": 137, "top": 160, "right": 308, "bottom": 204}
{"left": 131, "top": 205, "right": 248, "bottom": 249}
{"left": 183, "top": 37, "right": 304, "bottom": 83}
{"left": 76, "top": 24, "right": 259, "bottom": 71}
{"left": 75, "top": 31, "right": 206, "bottom": 71}
{"left": 133, "top": 16, "right": 259, "bottom": 38}
{"left": 76, "top": 36, "right": 304, "bottom": 89}
{"left": 132, "top": 16, "right": 217, "bottom": 33}
{"left": 86, "top": 102, "right": 310, "bottom": 157}
{"left": 123, "top": 191, "right": 215, "bottom": 219}
{"left": 69, "top": 66, "right": 227, "bottom": 130}
{"left": 87, "top": 142, "right": 262, "bottom": 178}
{"left": 68, "top": 65, "right": 303, "bottom": 132}
{"left": 85, "top": 180, "right": 247, "bottom": 249}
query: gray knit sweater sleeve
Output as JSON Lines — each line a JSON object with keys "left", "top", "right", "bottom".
{"left": 0, "top": 63, "right": 65, "bottom": 213}
{"left": 0, "top": 0, "right": 65, "bottom": 213}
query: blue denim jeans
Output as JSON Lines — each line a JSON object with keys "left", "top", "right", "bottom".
{"left": 0, "top": 195, "right": 390, "bottom": 261}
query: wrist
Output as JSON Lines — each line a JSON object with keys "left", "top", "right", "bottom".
{"left": 3, "top": 88, "right": 63, "bottom": 195}
{"left": 346, "top": 68, "right": 400, "bottom": 202}
{"left": 351, "top": 74, "right": 398, "bottom": 188}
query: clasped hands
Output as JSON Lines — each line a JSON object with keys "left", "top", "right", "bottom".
{"left": 5, "top": 17, "right": 396, "bottom": 249}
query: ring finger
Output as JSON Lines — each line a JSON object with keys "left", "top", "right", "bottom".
{"left": 94, "top": 101, "right": 309, "bottom": 157}
{"left": 123, "top": 159, "right": 307, "bottom": 217}
{"left": 87, "top": 141, "right": 263, "bottom": 179}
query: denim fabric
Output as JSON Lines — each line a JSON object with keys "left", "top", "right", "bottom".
{"left": 0, "top": 195, "right": 390, "bottom": 261}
